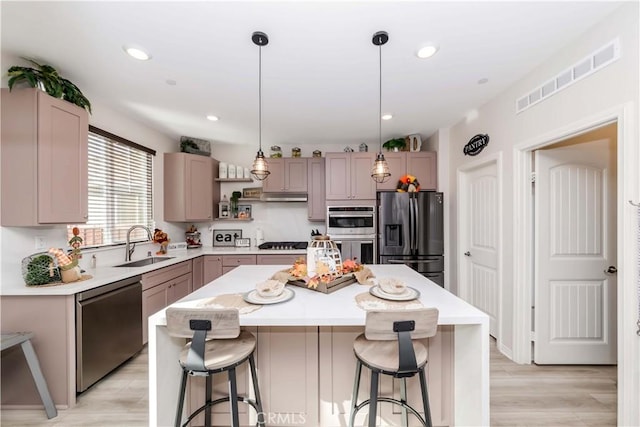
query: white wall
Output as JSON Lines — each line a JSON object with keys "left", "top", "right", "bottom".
{"left": 447, "top": 3, "right": 638, "bottom": 424}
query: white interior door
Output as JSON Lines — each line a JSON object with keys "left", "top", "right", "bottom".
{"left": 534, "top": 138, "right": 617, "bottom": 364}
{"left": 460, "top": 161, "right": 500, "bottom": 337}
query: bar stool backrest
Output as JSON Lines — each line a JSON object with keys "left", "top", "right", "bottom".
{"left": 364, "top": 308, "right": 439, "bottom": 341}
{"left": 166, "top": 307, "right": 240, "bottom": 339}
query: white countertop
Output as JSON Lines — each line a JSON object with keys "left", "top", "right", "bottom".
{"left": 154, "top": 264, "right": 488, "bottom": 327}
{"left": 0, "top": 247, "right": 306, "bottom": 296}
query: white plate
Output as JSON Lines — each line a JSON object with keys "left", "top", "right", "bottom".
{"left": 369, "top": 285, "right": 420, "bottom": 301}
{"left": 243, "top": 287, "right": 295, "bottom": 305}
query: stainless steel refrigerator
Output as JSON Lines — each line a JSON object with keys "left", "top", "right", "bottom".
{"left": 377, "top": 191, "right": 444, "bottom": 286}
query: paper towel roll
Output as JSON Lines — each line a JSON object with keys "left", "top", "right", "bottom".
{"left": 256, "top": 228, "right": 265, "bottom": 246}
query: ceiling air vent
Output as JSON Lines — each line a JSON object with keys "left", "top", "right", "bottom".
{"left": 516, "top": 38, "right": 620, "bottom": 114}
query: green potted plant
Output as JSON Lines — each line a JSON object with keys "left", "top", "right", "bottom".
{"left": 382, "top": 138, "right": 406, "bottom": 152}
{"left": 7, "top": 58, "right": 92, "bottom": 113}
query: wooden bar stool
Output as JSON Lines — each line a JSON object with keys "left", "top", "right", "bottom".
{"left": 165, "top": 307, "right": 265, "bottom": 427}
{"left": 1, "top": 332, "right": 57, "bottom": 419}
{"left": 349, "top": 308, "right": 439, "bottom": 427}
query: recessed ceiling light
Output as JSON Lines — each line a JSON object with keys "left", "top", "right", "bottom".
{"left": 123, "top": 45, "right": 151, "bottom": 61}
{"left": 166, "top": 79, "right": 177, "bottom": 86}
{"left": 382, "top": 114, "right": 393, "bottom": 121}
{"left": 416, "top": 45, "right": 438, "bottom": 59}
{"left": 478, "top": 78, "right": 489, "bottom": 85}
{"left": 206, "top": 115, "right": 219, "bottom": 122}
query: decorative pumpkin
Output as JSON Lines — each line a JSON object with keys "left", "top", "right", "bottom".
{"left": 396, "top": 174, "right": 420, "bottom": 192}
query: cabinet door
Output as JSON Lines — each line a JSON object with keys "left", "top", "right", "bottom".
{"left": 257, "top": 326, "right": 319, "bottom": 426}
{"left": 285, "top": 158, "right": 308, "bottom": 192}
{"left": 262, "top": 158, "right": 285, "bottom": 192}
{"left": 376, "top": 151, "right": 406, "bottom": 191}
{"left": 142, "top": 282, "right": 170, "bottom": 344}
{"left": 408, "top": 151, "right": 437, "bottom": 190}
{"left": 325, "top": 153, "right": 350, "bottom": 200}
{"left": 37, "top": 91, "right": 89, "bottom": 223}
{"left": 185, "top": 155, "right": 213, "bottom": 221}
{"left": 308, "top": 157, "right": 326, "bottom": 221}
{"left": 167, "top": 273, "right": 192, "bottom": 305}
{"left": 350, "top": 152, "right": 376, "bottom": 200}
{"left": 203, "top": 256, "right": 223, "bottom": 284}
{"left": 192, "top": 257, "right": 204, "bottom": 291}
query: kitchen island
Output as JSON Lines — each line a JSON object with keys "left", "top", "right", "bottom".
{"left": 148, "top": 264, "right": 489, "bottom": 426}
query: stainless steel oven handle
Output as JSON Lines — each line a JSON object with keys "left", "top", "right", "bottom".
{"left": 387, "top": 259, "right": 439, "bottom": 264}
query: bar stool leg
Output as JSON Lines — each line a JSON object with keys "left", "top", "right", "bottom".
{"left": 349, "top": 360, "right": 363, "bottom": 427}
{"left": 400, "top": 378, "right": 409, "bottom": 427}
{"left": 175, "top": 371, "right": 188, "bottom": 427}
{"left": 418, "top": 367, "right": 432, "bottom": 427}
{"left": 368, "top": 371, "right": 379, "bottom": 427}
{"left": 205, "top": 375, "right": 213, "bottom": 427}
{"left": 249, "top": 354, "right": 265, "bottom": 426}
{"left": 228, "top": 367, "right": 240, "bottom": 427}
{"left": 20, "top": 339, "right": 57, "bottom": 419}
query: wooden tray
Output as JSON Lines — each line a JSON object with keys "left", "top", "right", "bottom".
{"left": 287, "top": 273, "right": 357, "bottom": 294}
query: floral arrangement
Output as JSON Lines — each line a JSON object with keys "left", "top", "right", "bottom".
{"left": 288, "top": 257, "right": 364, "bottom": 289}
{"left": 397, "top": 174, "right": 420, "bottom": 192}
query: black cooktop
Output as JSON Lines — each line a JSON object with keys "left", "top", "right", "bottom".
{"left": 258, "top": 241, "right": 308, "bottom": 250}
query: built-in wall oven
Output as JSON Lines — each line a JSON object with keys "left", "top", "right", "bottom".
{"left": 327, "top": 205, "right": 376, "bottom": 264}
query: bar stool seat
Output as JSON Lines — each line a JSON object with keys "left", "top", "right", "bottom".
{"left": 349, "top": 308, "right": 439, "bottom": 427}
{"left": 166, "top": 307, "right": 265, "bottom": 427}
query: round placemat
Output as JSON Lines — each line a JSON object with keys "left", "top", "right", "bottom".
{"left": 355, "top": 292, "right": 423, "bottom": 311}
{"left": 195, "top": 293, "right": 262, "bottom": 314}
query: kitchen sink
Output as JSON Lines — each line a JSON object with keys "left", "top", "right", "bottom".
{"left": 114, "top": 257, "right": 174, "bottom": 267}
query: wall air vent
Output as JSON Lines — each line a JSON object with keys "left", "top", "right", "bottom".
{"left": 516, "top": 38, "right": 620, "bottom": 114}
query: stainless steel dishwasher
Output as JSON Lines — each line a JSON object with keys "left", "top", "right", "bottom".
{"left": 76, "top": 276, "right": 142, "bottom": 392}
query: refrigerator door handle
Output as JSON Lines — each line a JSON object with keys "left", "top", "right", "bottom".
{"left": 412, "top": 195, "right": 419, "bottom": 252}
{"left": 408, "top": 196, "right": 414, "bottom": 251}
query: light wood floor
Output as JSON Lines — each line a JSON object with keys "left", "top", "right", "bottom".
{"left": 1, "top": 339, "right": 616, "bottom": 426}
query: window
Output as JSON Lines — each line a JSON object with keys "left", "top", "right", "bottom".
{"left": 68, "top": 127, "right": 155, "bottom": 246}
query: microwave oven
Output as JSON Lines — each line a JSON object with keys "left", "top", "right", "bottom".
{"left": 326, "top": 206, "right": 376, "bottom": 236}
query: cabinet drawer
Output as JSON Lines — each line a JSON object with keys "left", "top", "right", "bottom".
{"left": 222, "top": 255, "right": 256, "bottom": 267}
{"left": 141, "top": 260, "right": 192, "bottom": 291}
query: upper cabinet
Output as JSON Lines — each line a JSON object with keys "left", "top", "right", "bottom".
{"left": 262, "top": 158, "right": 308, "bottom": 193}
{"left": 325, "top": 152, "right": 376, "bottom": 201}
{"left": 164, "top": 153, "right": 218, "bottom": 222}
{"left": 1, "top": 88, "right": 89, "bottom": 226}
{"left": 376, "top": 151, "right": 437, "bottom": 191}
{"left": 307, "top": 157, "right": 326, "bottom": 221}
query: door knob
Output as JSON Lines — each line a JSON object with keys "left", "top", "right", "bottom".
{"left": 464, "top": 251, "right": 471, "bottom": 257}
{"left": 605, "top": 266, "right": 617, "bottom": 274}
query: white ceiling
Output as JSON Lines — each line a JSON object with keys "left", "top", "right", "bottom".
{"left": 1, "top": 1, "right": 623, "bottom": 148}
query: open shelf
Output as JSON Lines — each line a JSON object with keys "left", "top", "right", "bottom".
{"left": 213, "top": 218, "right": 254, "bottom": 221}
{"left": 215, "top": 178, "right": 253, "bottom": 182}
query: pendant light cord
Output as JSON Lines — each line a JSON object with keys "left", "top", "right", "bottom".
{"left": 259, "top": 44, "right": 262, "bottom": 152}
{"left": 378, "top": 42, "right": 382, "bottom": 152}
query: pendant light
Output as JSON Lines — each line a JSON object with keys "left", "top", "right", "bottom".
{"left": 250, "top": 31, "right": 270, "bottom": 181}
{"left": 371, "top": 31, "right": 391, "bottom": 183}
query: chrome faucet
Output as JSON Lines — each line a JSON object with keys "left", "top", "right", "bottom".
{"left": 125, "top": 225, "right": 153, "bottom": 261}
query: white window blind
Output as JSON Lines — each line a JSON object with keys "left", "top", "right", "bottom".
{"left": 68, "top": 127, "right": 155, "bottom": 247}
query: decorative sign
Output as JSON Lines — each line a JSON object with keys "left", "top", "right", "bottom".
{"left": 463, "top": 134, "right": 490, "bottom": 156}
{"left": 234, "top": 238, "right": 251, "bottom": 247}
{"left": 213, "top": 229, "right": 242, "bottom": 247}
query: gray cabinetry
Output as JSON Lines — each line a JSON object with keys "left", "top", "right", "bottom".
{"left": 1, "top": 88, "right": 88, "bottom": 225}
{"left": 325, "top": 152, "right": 376, "bottom": 200}
{"left": 307, "top": 157, "right": 326, "bottom": 221}
{"left": 376, "top": 151, "right": 437, "bottom": 191}
{"left": 262, "top": 158, "right": 308, "bottom": 193}
{"left": 164, "top": 153, "right": 218, "bottom": 222}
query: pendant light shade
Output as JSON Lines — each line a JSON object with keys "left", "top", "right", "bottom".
{"left": 250, "top": 31, "right": 270, "bottom": 181}
{"left": 371, "top": 31, "right": 391, "bottom": 184}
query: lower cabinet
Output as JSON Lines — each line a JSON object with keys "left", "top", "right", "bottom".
{"left": 203, "top": 255, "right": 223, "bottom": 285}
{"left": 192, "top": 256, "right": 204, "bottom": 291}
{"left": 141, "top": 261, "right": 193, "bottom": 344}
{"left": 256, "top": 254, "right": 301, "bottom": 265}
{"left": 222, "top": 255, "right": 257, "bottom": 275}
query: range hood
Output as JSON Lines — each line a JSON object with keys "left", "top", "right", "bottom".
{"left": 260, "top": 193, "right": 308, "bottom": 202}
